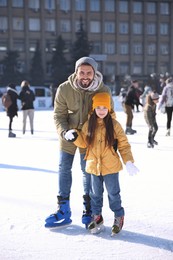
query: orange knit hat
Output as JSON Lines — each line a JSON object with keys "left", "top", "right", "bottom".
{"left": 92, "top": 92, "right": 111, "bottom": 111}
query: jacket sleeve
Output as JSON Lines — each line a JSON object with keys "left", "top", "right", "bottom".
{"left": 73, "top": 122, "right": 88, "bottom": 148}
{"left": 114, "top": 120, "right": 134, "bottom": 164}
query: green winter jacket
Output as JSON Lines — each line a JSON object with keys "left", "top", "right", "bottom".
{"left": 54, "top": 72, "right": 114, "bottom": 154}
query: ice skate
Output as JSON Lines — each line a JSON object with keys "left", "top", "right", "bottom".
{"left": 8, "top": 131, "right": 16, "bottom": 138}
{"left": 147, "top": 142, "right": 154, "bottom": 148}
{"left": 82, "top": 195, "right": 92, "bottom": 229}
{"left": 88, "top": 215, "right": 104, "bottom": 234}
{"left": 45, "top": 196, "right": 72, "bottom": 228}
{"left": 111, "top": 216, "right": 124, "bottom": 236}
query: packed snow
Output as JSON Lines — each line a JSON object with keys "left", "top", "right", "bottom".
{"left": 0, "top": 97, "right": 173, "bottom": 260}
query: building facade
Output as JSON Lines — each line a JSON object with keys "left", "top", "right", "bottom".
{"left": 0, "top": 0, "right": 173, "bottom": 85}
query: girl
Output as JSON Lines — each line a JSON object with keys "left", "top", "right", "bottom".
{"left": 65, "top": 92, "right": 138, "bottom": 235}
{"left": 144, "top": 92, "right": 159, "bottom": 148}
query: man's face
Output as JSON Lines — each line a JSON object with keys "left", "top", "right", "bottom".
{"left": 76, "top": 65, "right": 95, "bottom": 88}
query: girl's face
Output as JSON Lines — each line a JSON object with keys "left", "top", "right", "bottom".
{"left": 95, "top": 106, "right": 108, "bottom": 118}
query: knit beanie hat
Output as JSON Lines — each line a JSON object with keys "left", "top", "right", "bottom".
{"left": 150, "top": 92, "right": 159, "bottom": 100}
{"left": 92, "top": 92, "right": 111, "bottom": 111}
{"left": 75, "top": 57, "right": 98, "bottom": 73}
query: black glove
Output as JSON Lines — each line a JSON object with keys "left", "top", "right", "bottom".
{"left": 113, "top": 139, "right": 118, "bottom": 152}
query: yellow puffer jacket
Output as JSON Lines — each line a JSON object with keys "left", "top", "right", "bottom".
{"left": 74, "top": 118, "right": 134, "bottom": 176}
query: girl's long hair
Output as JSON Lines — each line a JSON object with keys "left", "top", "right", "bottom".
{"left": 86, "top": 110, "right": 115, "bottom": 147}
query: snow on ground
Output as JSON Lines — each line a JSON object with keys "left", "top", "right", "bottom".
{"left": 0, "top": 97, "right": 173, "bottom": 260}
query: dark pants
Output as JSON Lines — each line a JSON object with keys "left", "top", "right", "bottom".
{"left": 148, "top": 121, "right": 158, "bottom": 143}
{"left": 165, "top": 106, "right": 173, "bottom": 129}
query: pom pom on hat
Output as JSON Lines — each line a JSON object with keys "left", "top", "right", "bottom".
{"left": 92, "top": 92, "right": 111, "bottom": 111}
{"left": 150, "top": 92, "right": 159, "bottom": 100}
{"left": 75, "top": 57, "right": 98, "bottom": 73}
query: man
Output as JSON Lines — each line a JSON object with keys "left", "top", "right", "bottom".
{"left": 123, "top": 80, "right": 140, "bottom": 135}
{"left": 45, "top": 57, "right": 114, "bottom": 228}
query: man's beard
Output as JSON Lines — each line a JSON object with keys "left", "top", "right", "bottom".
{"left": 78, "top": 79, "right": 92, "bottom": 89}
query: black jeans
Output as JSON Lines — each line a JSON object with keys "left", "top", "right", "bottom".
{"left": 148, "top": 121, "right": 158, "bottom": 143}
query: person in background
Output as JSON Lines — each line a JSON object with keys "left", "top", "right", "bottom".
{"left": 44, "top": 57, "right": 115, "bottom": 229}
{"left": 140, "top": 85, "right": 152, "bottom": 107}
{"left": 123, "top": 80, "right": 140, "bottom": 135}
{"left": 6, "top": 83, "right": 19, "bottom": 137}
{"left": 144, "top": 92, "right": 159, "bottom": 148}
{"left": 158, "top": 77, "right": 173, "bottom": 136}
{"left": 19, "top": 80, "right": 35, "bottom": 135}
{"left": 119, "top": 87, "right": 127, "bottom": 107}
{"left": 66, "top": 92, "right": 138, "bottom": 235}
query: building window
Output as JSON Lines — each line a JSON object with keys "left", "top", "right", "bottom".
{"left": 160, "top": 23, "right": 169, "bottom": 35}
{"left": 60, "top": 0, "right": 70, "bottom": 12}
{"left": 148, "top": 43, "right": 156, "bottom": 55}
{"left": 104, "top": 22, "right": 115, "bottom": 33}
{"left": 133, "top": 43, "right": 142, "bottom": 55}
{"left": 119, "top": 22, "right": 129, "bottom": 34}
{"left": 29, "top": 18, "right": 40, "bottom": 31}
{"left": 119, "top": 1, "right": 128, "bottom": 13}
{"left": 0, "top": 40, "right": 7, "bottom": 51}
{"left": 90, "top": 0, "right": 100, "bottom": 12}
{"left": 133, "top": 62, "right": 142, "bottom": 74}
{"left": 12, "top": 0, "right": 24, "bottom": 7}
{"left": 119, "top": 63, "right": 129, "bottom": 75}
{"left": 104, "top": 42, "right": 115, "bottom": 54}
{"left": 90, "top": 21, "right": 101, "bottom": 33}
{"left": 60, "top": 20, "right": 71, "bottom": 32}
{"left": 45, "top": 40, "right": 56, "bottom": 52}
{"left": 146, "top": 2, "right": 156, "bottom": 14}
{"left": 160, "top": 63, "right": 169, "bottom": 74}
{"left": 45, "top": 0, "right": 55, "bottom": 11}
{"left": 120, "top": 43, "right": 129, "bottom": 55}
{"left": 16, "top": 60, "right": 25, "bottom": 73}
{"left": 133, "top": 1, "right": 142, "bottom": 14}
{"left": 160, "top": 43, "right": 169, "bottom": 55}
{"left": 45, "top": 19, "right": 55, "bottom": 32}
{"left": 13, "top": 40, "right": 25, "bottom": 52}
{"left": 160, "top": 3, "right": 169, "bottom": 15}
{"left": 75, "top": 20, "right": 86, "bottom": 32}
{"left": 147, "top": 23, "right": 156, "bottom": 35}
{"left": 147, "top": 63, "right": 156, "bottom": 74}
{"left": 0, "top": 17, "right": 8, "bottom": 32}
{"left": 75, "top": 0, "right": 86, "bottom": 11}
{"left": 13, "top": 17, "right": 24, "bottom": 31}
{"left": 105, "top": 63, "right": 116, "bottom": 76}
{"left": 104, "top": 0, "right": 115, "bottom": 12}
{"left": 29, "top": 41, "right": 38, "bottom": 52}
{"left": 90, "top": 42, "right": 101, "bottom": 54}
{"left": 133, "top": 22, "right": 143, "bottom": 35}
{"left": 28, "top": 0, "right": 40, "bottom": 11}
{"left": 0, "top": 0, "right": 7, "bottom": 6}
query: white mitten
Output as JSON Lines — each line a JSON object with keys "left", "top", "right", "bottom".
{"left": 126, "top": 161, "right": 139, "bottom": 176}
{"left": 64, "top": 129, "right": 78, "bottom": 141}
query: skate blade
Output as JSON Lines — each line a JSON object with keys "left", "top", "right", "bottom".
{"left": 89, "top": 224, "right": 105, "bottom": 234}
{"left": 45, "top": 219, "right": 72, "bottom": 229}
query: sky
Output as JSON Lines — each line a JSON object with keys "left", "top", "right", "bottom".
{"left": 0, "top": 97, "right": 173, "bottom": 260}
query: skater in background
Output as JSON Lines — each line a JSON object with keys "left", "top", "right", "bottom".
{"left": 19, "top": 80, "right": 35, "bottom": 135}
{"left": 5, "top": 83, "right": 19, "bottom": 138}
{"left": 144, "top": 92, "right": 159, "bottom": 148}
{"left": 123, "top": 80, "right": 140, "bottom": 135}
{"left": 158, "top": 77, "right": 173, "bottom": 136}
{"left": 66, "top": 92, "right": 138, "bottom": 234}
{"left": 45, "top": 57, "right": 115, "bottom": 229}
